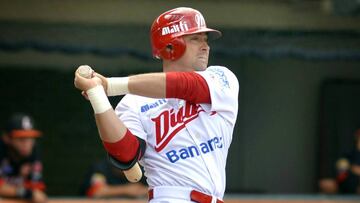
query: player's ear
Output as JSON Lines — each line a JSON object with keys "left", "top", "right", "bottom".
{"left": 166, "top": 44, "right": 173, "bottom": 51}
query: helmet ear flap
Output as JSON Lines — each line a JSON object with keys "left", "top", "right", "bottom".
{"left": 159, "top": 37, "right": 186, "bottom": 61}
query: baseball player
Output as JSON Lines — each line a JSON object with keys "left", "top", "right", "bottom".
{"left": 0, "top": 113, "right": 47, "bottom": 203}
{"left": 74, "top": 7, "right": 239, "bottom": 203}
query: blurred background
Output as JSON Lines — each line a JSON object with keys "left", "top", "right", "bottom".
{"left": 0, "top": 0, "right": 360, "bottom": 197}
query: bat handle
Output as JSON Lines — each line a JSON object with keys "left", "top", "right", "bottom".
{"left": 123, "top": 162, "right": 143, "bottom": 182}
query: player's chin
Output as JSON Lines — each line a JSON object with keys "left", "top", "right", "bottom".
{"left": 194, "top": 65, "right": 207, "bottom": 71}
{"left": 194, "top": 61, "right": 208, "bottom": 71}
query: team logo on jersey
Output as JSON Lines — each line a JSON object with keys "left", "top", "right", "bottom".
{"left": 152, "top": 102, "right": 204, "bottom": 152}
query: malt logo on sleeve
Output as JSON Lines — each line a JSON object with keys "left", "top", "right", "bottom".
{"left": 151, "top": 102, "right": 204, "bottom": 152}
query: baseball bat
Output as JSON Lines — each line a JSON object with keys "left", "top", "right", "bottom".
{"left": 76, "top": 65, "right": 143, "bottom": 183}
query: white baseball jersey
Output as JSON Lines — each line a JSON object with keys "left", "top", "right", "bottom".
{"left": 115, "top": 65, "right": 239, "bottom": 199}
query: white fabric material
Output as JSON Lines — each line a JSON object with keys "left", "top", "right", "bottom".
{"left": 150, "top": 199, "right": 193, "bottom": 203}
{"left": 149, "top": 186, "right": 218, "bottom": 203}
{"left": 152, "top": 186, "right": 192, "bottom": 201}
{"left": 107, "top": 77, "right": 129, "bottom": 96}
{"left": 87, "top": 85, "right": 112, "bottom": 114}
{"left": 115, "top": 66, "right": 239, "bottom": 200}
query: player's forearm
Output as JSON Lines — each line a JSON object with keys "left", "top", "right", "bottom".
{"left": 87, "top": 87, "right": 140, "bottom": 163}
{"left": 128, "top": 73, "right": 166, "bottom": 98}
{"left": 95, "top": 110, "right": 128, "bottom": 142}
{"left": 85, "top": 85, "right": 128, "bottom": 142}
{"left": 95, "top": 110, "right": 140, "bottom": 163}
{"left": 109, "top": 72, "right": 211, "bottom": 103}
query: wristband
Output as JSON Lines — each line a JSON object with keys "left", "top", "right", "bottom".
{"left": 107, "top": 77, "right": 129, "bottom": 96}
{"left": 87, "top": 85, "right": 112, "bottom": 114}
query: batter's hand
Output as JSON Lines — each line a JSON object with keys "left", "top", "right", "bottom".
{"left": 74, "top": 71, "right": 102, "bottom": 92}
{"left": 94, "top": 72, "right": 108, "bottom": 92}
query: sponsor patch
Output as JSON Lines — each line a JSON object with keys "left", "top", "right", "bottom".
{"left": 165, "top": 136, "right": 223, "bottom": 163}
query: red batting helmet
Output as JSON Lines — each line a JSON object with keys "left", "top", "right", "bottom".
{"left": 150, "top": 7, "right": 222, "bottom": 61}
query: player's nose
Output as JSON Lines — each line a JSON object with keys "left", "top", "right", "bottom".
{"left": 200, "top": 41, "right": 210, "bottom": 52}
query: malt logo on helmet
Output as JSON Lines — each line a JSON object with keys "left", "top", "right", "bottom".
{"left": 151, "top": 7, "right": 222, "bottom": 60}
{"left": 161, "top": 21, "right": 189, "bottom": 36}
